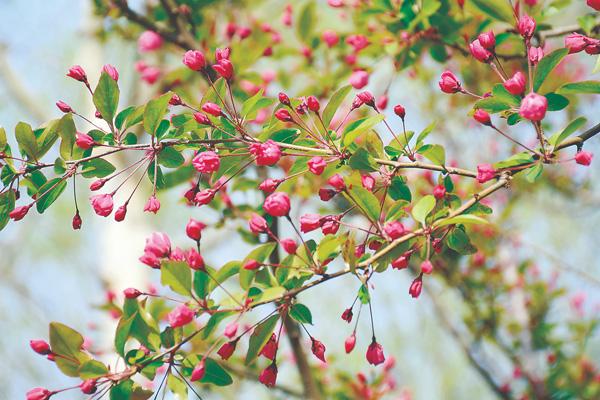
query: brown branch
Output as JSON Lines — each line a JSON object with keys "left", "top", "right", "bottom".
{"left": 554, "top": 122, "right": 600, "bottom": 151}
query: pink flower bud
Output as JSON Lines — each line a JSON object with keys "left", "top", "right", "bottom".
{"left": 9, "top": 205, "right": 31, "bottom": 221}
{"left": 67, "top": 65, "right": 87, "bottom": 82}
{"left": 138, "top": 30, "right": 163, "bottom": 52}
{"left": 433, "top": 185, "right": 446, "bottom": 199}
{"left": 478, "top": 31, "right": 496, "bottom": 49}
{"left": 169, "top": 94, "right": 182, "bottom": 106}
{"left": 308, "top": 156, "right": 327, "bottom": 175}
{"left": 215, "top": 47, "right": 231, "bottom": 61}
{"left": 76, "top": 132, "right": 95, "bottom": 149}
{"left": 89, "top": 179, "right": 105, "bottom": 191}
{"left": 409, "top": 276, "right": 422, "bottom": 298}
{"left": 30, "top": 340, "right": 51, "bottom": 355}
{"left": 345, "top": 333, "right": 356, "bottom": 353}
{"left": 56, "top": 101, "right": 72, "bottom": 113}
{"left": 26, "top": 387, "right": 52, "bottom": 400}
{"left": 346, "top": 34, "right": 369, "bottom": 52}
{"left": 519, "top": 92, "right": 547, "bottom": 121}
{"left": 528, "top": 46, "right": 544, "bottom": 64}
{"left": 394, "top": 104, "right": 406, "bottom": 119}
{"left": 376, "top": 95, "right": 388, "bottom": 110}
{"left": 349, "top": 70, "right": 369, "bottom": 89}
{"left": 183, "top": 50, "right": 206, "bottom": 71}
{"left": 278, "top": 92, "right": 291, "bottom": 106}
{"left": 195, "top": 189, "right": 215, "bottom": 205}
{"left": 191, "top": 360, "right": 205, "bottom": 382}
{"left": 186, "top": 248, "right": 205, "bottom": 270}
{"left": 341, "top": 308, "right": 353, "bottom": 323}
{"left": 421, "top": 259, "right": 433, "bottom": 274}
{"left": 259, "top": 178, "right": 282, "bottom": 193}
{"left": 357, "top": 91, "right": 375, "bottom": 107}
{"left": 90, "top": 194, "right": 114, "bottom": 217}
{"left": 139, "top": 251, "right": 160, "bottom": 268}
{"left": 72, "top": 212, "right": 82, "bottom": 230}
{"left": 224, "top": 322, "right": 238, "bottom": 338}
{"left": 391, "top": 255, "right": 409, "bottom": 270}
{"left": 212, "top": 59, "right": 234, "bottom": 80}
{"left": 518, "top": 14, "right": 536, "bottom": 39}
{"left": 322, "top": 30, "right": 339, "bottom": 47}
{"left": 575, "top": 151, "right": 593, "bottom": 166}
{"left": 476, "top": 163, "right": 496, "bottom": 183}
{"left": 469, "top": 39, "right": 493, "bottom": 62}
{"left": 319, "top": 188, "right": 337, "bottom": 201}
{"left": 311, "top": 338, "right": 327, "bottom": 362}
{"left": 193, "top": 151, "right": 221, "bottom": 174}
{"left": 306, "top": 96, "right": 320, "bottom": 112}
{"left": 261, "top": 333, "right": 277, "bottom": 360}
{"left": 80, "top": 379, "right": 97, "bottom": 394}
{"left": 366, "top": 340, "right": 385, "bottom": 365}
{"left": 249, "top": 140, "right": 282, "bottom": 166}
{"left": 438, "top": 70, "right": 461, "bottom": 94}
{"left": 102, "top": 64, "right": 119, "bottom": 81}
{"left": 143, "top": 196, "right": 160, "bottom": 214}
{"left": 328, "top": 0, "right": 344, "bottom": 7}
{"left": 300, "top": 214, "right": 322, "bottom": 233}
{"left": 167, "top": 305, "right": 195, "bottom": 328}
{"left": 144, "top": 232, "right": 171, "bottom": 257}
{"left": 217, "top": 340, "right": 237, "bottom": 360}
{"left": 473, "top": 109, "right": 491, "bottom": 125}
{"left": 384, "top": 221, "right": 405, "bottom": 240}
{"left": 321, "top": 215, "right": 340, "bottom": 235}
{"left": 275, "top": 108, "right": 293, "bottom": 122}
{"left": 243, "top": 259, "right": 261, "bottom": 270}
{"left": 263, "top": 192, "right": 290, "bottom": 217}
{"left": 328, "top": 174, "right": 346, "bottom": 191}
{"left": 249, "top": 213, "right": 269, "bottom": 234}
{"left": 114, "top": 205, "right": 127, "bottom": 222}
{"left": 123, "top": 288, "right": 142, "bottom": 299}
{"left": 193, "top": 112, "right": 212, "bottom": 126}
{"left": 588, "top": 0, "right": 600, "bottom": 10}
{"left": 186, "top": 218, "right": 206, "bottom": 241}
{"left": 259, "top": 363, "right": 278, "bottom": 388}
{"left": 201, "top": 102, "right": 223, "bottom": 117}
{"left": 281, "top": 238, "right": 298, "bottom": 254}
{"left": 361, "top": 174, "right": 375, "bottom": 191}
{"left": 503, "top": 71, "right": 526, "bottom": 95}
{"left": 140, "top": 66, "right": 161, "bottom": 84}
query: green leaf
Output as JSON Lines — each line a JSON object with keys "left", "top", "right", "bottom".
{"left": 167, "top": 374, "right": 188, "bottom": 398}
{"left": 347, "top": 184, "right": 380, "bottom": 222}
{"left": 348, "top": 147, "right": 378, "bottom": 171}
{"left": 79, "top": 360, "right": 109, "bottom": 379}
{"left": 290, "top": 303, "right": 313, "bottom": 325}
{"left": 491, "top": 84, "right": 520, "bottom": 107}
{"left": 494, "top": 152, "right": 534, "bottom": 169}
{"left": 37, "top": 120, "right": 60, "bottom": 158}
{"left": 115, "top": 313, "right": 136, "bottom": 357}
{"left": 245, "top": 314, "right": 279, "bottom": 365}
{"left": 342, "top": 114, "right": 385, "bottom": 147}
{"left": 49, "top": 322, "right": 89, "bottom": 377}
{"left": 15, "top": 122, "right": 39, "bottom": 160}
{"left": 296, "top": 0, "right": 316, "bottom": 41}
{"left": 193, "top": 270, "right": 210, "bottom": 299}
{"left": 0, "top": 126, "right": 6, "bottom": 149}
{"left": 0, "top": 190, "right": 16, "bottom": 231}
{"left": 317, "top": 235, "right": 342, "bottom": 262}
{"left": 144, "top": 92, "right": 172, "bottom": 136}
{"left": 548, "top": 117, "right": 587, "bottom": 147}
{"left": 474, "top": 97, "right": 511, "bottom": 113}
{"left": 358, "top": 284, "right": 370, "bottom": 304}
{"left": 161, "top": 261, "right": 192, "bottom": 296}
{"left": 470, "top": 0, "right": 514, "bottom": 22}
{"left": 557, "top": 81, "right": 600, "bottom": 94}
{"left": 110, "top": 380, "right": 133, "bottom": 400}
{"left": 323, "top": 85, "right": 352, "bottom": 127}
{"left": 158, "top": 147, "right": 184, "bottom": 168}
{"left": 93, "top": 72, "right": 120, "bottom": 124}
{"left": 202, "top": 358, "right": 233, "bottom": 386}
{"left": 252, "top": 286, "right": 287, "bottom": 303}
{"left": 435, "top": 214, "right": 489, "bottom": 227}
{"left": 412, "top": 195, "right": 436, "bottom": 226}
{"left": 388, "top": 176, "right": 411, "bottom": 202}
{"left": 81, "top": 158, "right": 116, "bottom": 178}
{"left": 240, "top": 243, "right": 277, "bottom": 290}
{"left": 524, "top": 163, "right": 543, "bottom": 182}
{"left": 58, "top": 114, "right": 77, "bottom": 160}
{"left": 447, "top": 228, "right": 477, "bottom": 255}
{"left": 545, "top": 93, "right": 569, "bottom": 111}
{"left": 241, "top": 89, "right": 265, "bottom": 119}
{"left": 534, "top": 48, "right": 569, "bottom": 92}
{"left": 36, "top": 178, "right": 67, "bottom": 214}
{"left": 418, "top": 144, "right": 445, "bottom": 166}
{"left": 415, "top": 122, "right": 436, "bottom": 146}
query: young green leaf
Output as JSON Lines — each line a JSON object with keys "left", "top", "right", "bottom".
{"left": 161, "top": 261, "right": 192, "bottom": 296}
{"left": 93, "top": 72, "right": 120, "bottom": 125}
{"left": 412, "top": 195, "right": 436, "bottom": 226}
{"left": 533, "top": 48, "right": 569, "bottom": 92}
{"left": 245, "top": 314, "right": 279, "bottom": 365}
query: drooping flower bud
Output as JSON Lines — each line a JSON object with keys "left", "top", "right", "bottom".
{"left": 72, "top": 212, "right": 82, "bottom": 230}
{"left": 469, "top": 39, "right": 493, "bottom": 63}
{"left": 249, "top": 213, "right": 269, "bottom": 234}
{"left": 26, "top": 387, "right": 52, "bottom": 400}
{"left": 281, "top": 238, "right": 298, "bottom": 254}
{"left": 341, "top": 308, "right": 353, "bottom": 323}
{"left": 421, "top": 259, "right": 433, "bottom": 274}
{"left": 438, "top": 70, "right": 461, "bottom": 94}
{"left": 300, "top": 214, "right": 322, "bottom": 233}
{"left": 575, "top": 151, "right": 593, "bottom": 166}
{"left": 186, "top": 248, "right": 205, "bottom": 270}
{"left": 433, "top": 185, "right": 446, "bottom": 199}
{"left": 249, "top": 140, "right": 282, "bottom": 166}
{"left": 384, "top": 221, "right": 405, "bottom": 240}
{"left": 90, "top": 194, "right": 114, "bottom": 217}
{"left": 114, "top": 205, "right": 127, "bottom": 222}
{"left": 191, "top": 360, "right": 206, "bottom": 382}
{"left": 80, "top": 379, "right": 97, "bottom": 394}
{"left": 345, "top": 333, "right": 356, "bottom": 353}
{"left": 193, "top": 151, "right": 221, "bottom": 174}
{"left": 259, "top": 362, "right": 278, "bottom": 387}
{"left": 589, "top": 0, "right": 600, "bottom": 10}
{"left": 349, "top": 70, "right": 369, "bottom": 89}
{"left": 319, "top": 188, "right": 337, "bottom": 201}
{"left": 366, "top": 340, "right": 385, "bottom": 365}
{"left": 143, "top": 196, "right": 160, "bottom": 214}
{"left": 186, "top": 218, "right": 206, "bottom": 241}
{"left": 263, "top": 192, "right": 290, "bottom": 217}
{"left": 138, "top": 30, "right": 163, "bottom": 52}
{"left": 261, "top": 333, "right": 278, "bottom": 360}
{"left": 258, "top": 178, "right": 282, "bottom": 193}
{"left": 473, "top": 109, "right": 491, "bottom": 125}
{"left": 409, "top": 276, "right": 423, "bottom": 298}
{"left": 327, "top": 174, "right": 346, "bottom": 191}
{"left": 167, "top": 305, "right": 195, "bottom": 328}
{"left": 212, "top": 59, "right": 234, "bottom": 80}
{"left": 217, "top": 340, "right": 237, "bottom": 360}
{"left": 311, "top": 338, "right": 327, "bottom": 362}
{"left": 503, "top": 71, "right": 526, "bottom": 95}
{"left": 195, "top": 189, "right": 216, "bottom": 205}
{"left": 307, "top": 156, "right": 327, "bottom": 175}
